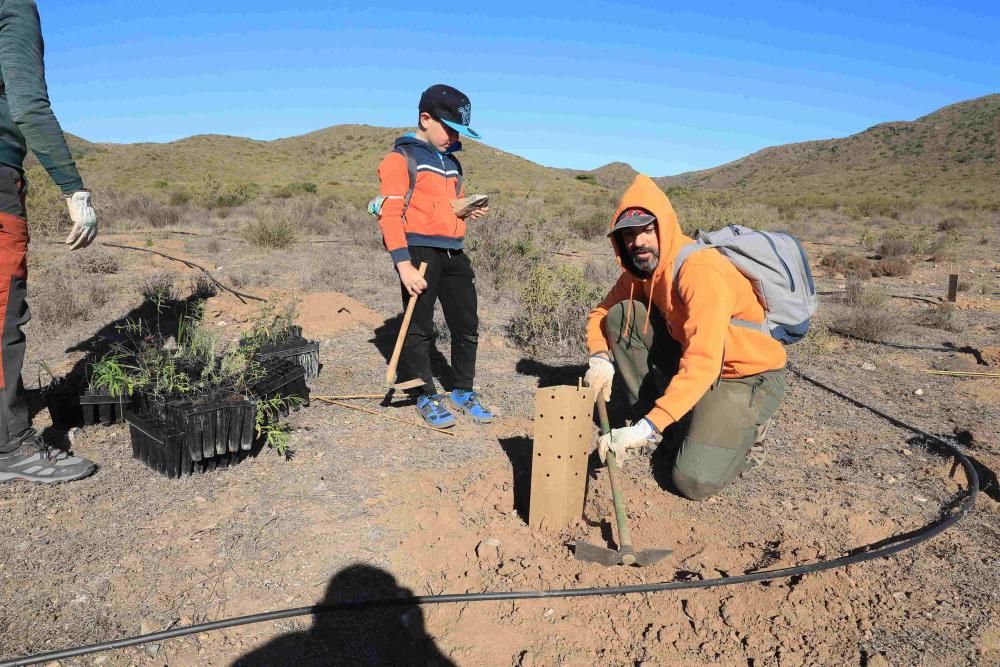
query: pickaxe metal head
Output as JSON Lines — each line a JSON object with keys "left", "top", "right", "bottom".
{"left": 574, "top": 540, "right": 672, "bottom": 568}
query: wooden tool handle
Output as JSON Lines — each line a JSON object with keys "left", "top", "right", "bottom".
{"left": 385, "top": 261, "right": 428, "bottom": 387}
{"left": 596, "top": 399, "right": 636, "bottom": 565}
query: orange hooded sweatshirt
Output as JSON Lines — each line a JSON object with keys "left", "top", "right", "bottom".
{"left": 585, "top": 175, "right": 787, "bottom": 432}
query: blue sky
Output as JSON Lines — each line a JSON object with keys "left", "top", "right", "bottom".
{"left": 39, "top": 1, "right": 998, "bottom": 175}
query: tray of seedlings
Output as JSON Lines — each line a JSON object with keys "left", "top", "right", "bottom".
{"left": 112, "top": 311, "right": 303, "bottom": 478}
{"left": 241, "top": 306, "right": 321, "bottom": 379}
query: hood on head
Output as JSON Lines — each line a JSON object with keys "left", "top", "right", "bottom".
{"left": 395, "top": 133, "right": 462, "bottom": 154}
{"left": 609, "top": 175, "right": 686, "bottom": 280}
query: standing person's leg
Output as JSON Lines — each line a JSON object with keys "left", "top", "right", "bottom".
{"left": 398, "top": 247, "right": 442, "bottom": 396}
{"left": 0, "top": 166, "right": 94, "bottom": 483}
{"left": 671, "top": 369, "right": 786, "bottom": 500}
{"left": 439, "top": 250, "right": 494, "bottom": 422}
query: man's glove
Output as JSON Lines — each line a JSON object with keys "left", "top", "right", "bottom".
{"left": 598, "top": 418, "right": 661, "bottom": 464}
{"left": 65, "top": 191, "right": 97, "bottom": 250}
{"left": 585, "top": 354, "right": 614, "bottom": 402}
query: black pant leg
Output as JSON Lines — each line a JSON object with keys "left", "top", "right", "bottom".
{"left": 437, "top": 251, "right": 478, "bottom": 391}
{"left": 398, "top": 247, "right": 441, "bottom": 395}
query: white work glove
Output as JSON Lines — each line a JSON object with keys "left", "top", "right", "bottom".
{"left": 585, "top": 353, "right": 614, "bottom": 402}
{"left": 598, "top": 418, "right": 661, "bottom": 464}
{"left": 65, "top": 191, "right": 98, "bottom": 250}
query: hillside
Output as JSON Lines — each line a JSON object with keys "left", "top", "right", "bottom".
{"left": 59, "top": 124, "right": 608, "bottom": 206}
{"left": 656, "top": 94, "right": 1000, "bottom": 207}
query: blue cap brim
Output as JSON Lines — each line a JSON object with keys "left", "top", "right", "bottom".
{"left": 441, "top": 118, "right": 481, "bottom": 140}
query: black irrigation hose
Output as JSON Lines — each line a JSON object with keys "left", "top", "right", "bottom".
{"left": 0, "top": 366, "right": 979, "bottom": 667}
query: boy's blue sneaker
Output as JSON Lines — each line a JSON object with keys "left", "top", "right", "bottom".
{"left": 447, "top": 390, "right": 495, "bottom": 423}
{"left": 416, "top": 394, "right": 456, "bottom": 429}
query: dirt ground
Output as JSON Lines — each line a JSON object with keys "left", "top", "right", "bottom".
{"left": 1, "top": 229, "right": 998, "bottom": 666}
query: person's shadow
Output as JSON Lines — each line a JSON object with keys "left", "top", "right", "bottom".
{"left": 235, "top": 564, "right": 455, "bottom": 666}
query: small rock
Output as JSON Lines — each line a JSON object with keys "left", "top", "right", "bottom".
{"left": 140, "top": 618, "right": 158, "bottom": 635}
{"left": 901, "top": 448, "right": 913, "bottom": 456}
{"left": 914, "top": 388, "right": 924, "bottom": 396}
{"left": 805, "top": 437, "right": 815, "bottom": 445}
{"left": 861, "top": 362, "right": 876, "bottom": 371}
{"left": 543, "top": 608, "right": 554, "bottom": 618}
{"left": 885, "top": 476, "right": 896, "bottom": 485}
{"left": 145, "top": 642, "right": 161, "bottom": 657}
{"left": 217, "top": 321, "right": 228, "bottom": 327}
{"left": 94, "top": 656, "right": 109, "bottom": 665}
{"left": 913, "top": 496, "right": 928, "bottom": 503}
{"left": 476, "top": 538, "right": 502, "bottom": 562}
{"left": 67, "top": 427, "right": 81, "bottom": 448}
{"left": 194, "top": 496, "right": 207, "bottom": 504}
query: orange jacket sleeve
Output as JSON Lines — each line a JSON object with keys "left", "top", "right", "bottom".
{"left": 585, "top": 272, "right": 635, "bottom": 354}
{"left": 377, "top": 151, "right": 411, "bottom": 264}
{"left": 646, "top": 263, "right": 733, "bottom": 431}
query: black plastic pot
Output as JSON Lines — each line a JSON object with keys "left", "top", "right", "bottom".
{"left": 135, "top": 390, "right": 257, "bottom": 462}
{"left": 45, "top": 379, "right": 85, "bottom": 428}
{"left": 247, "top": 327, "right": 321, "bottom": 379}
{"left": 250, "top": 358, "right": 310, "bottom": 413}
{"left": 125, "top": 398, "right": 255, "bottom": 478}
{"left": 79, "top": 390, "right": 132, "bottom": 426}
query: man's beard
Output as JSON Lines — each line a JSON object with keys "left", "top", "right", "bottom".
{"left": 630, "top": 247, "right": 659, "bottom": 278}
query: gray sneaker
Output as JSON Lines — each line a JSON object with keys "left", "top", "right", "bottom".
{"left": 0, "top": 430, "right": 96, "bottom": 484}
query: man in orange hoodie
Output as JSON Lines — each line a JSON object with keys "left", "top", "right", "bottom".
{"left": 584, "top": 175, "right": 787, "bottom": 500}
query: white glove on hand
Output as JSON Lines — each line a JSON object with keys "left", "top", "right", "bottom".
{"left": 585, "top": 354, "right": 614, "bottom": 402}
{"left": 598, "top": 418, "right": 661, "bottom": 464}
{"left": 65, "top": 191, "right": 97, "bottom": 250}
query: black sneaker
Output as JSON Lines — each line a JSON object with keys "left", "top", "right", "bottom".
{"left": 0, "top": 430, "right": 96, "bottom": 484}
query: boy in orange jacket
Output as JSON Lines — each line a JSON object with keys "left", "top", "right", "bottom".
{"left": 376, "top": 85, "right": 493, "bottom": 427}
{"left": 584, "top": 175, "right": 787, "bottom": 499}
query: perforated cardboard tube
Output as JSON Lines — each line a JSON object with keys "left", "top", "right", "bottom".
{"left": 528, "top": 384, "right": 594, "bottom": 531}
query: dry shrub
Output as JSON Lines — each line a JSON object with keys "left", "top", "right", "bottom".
{"left": 244, "top": 200, "right": 302, "bottom": 249}
{"left": 72, "top": 247, "right": 120, "bottom": 275}
{"left": 872, "top": 257, "right": 913, "bottom": 277}
{"left": 95, "top": 190, "right": 181, "bottom": 230}
{"left": 842, "top": 275, "right": 887, "bottom": 308}
{"left": 914, "top": 302, "right": 958, "bottom": 332}
{"left": 937, "top": 215, "right": 966, "bottom": 232}
{"left": 466, "top": 201, "right": 567, "bottom": 295}
{"left": 833, "top": 306, "right": 902, "bottom": 342}
{"left": 821, "top": 250, "right": 872, "bottom": 277}
{"left": 876, "top": 236, "right": 915, "bottom": 258}
{"left": 32, "top": 274, "right": 114, "bottom": 327}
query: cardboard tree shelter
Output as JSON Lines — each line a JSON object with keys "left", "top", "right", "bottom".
{"left": 528, "top": 384, "right": 593, "bottom": 531}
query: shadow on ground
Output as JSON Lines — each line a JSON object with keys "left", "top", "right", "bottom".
{"left": 235, "top": 563, "right": 455, "bottom": 666}
{"left": 370, "top": 315, "right": 453, "bottom": 390}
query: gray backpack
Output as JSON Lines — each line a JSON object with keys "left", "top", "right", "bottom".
{"left": 672, "top": 225, "right": 817, "bottom": 344}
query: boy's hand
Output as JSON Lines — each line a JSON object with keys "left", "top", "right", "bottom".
{"left": 397, "top": 261, "right": 427, "bottom": 297}
{"left": 464, "top": 206, "right": 489, "bottom": 220}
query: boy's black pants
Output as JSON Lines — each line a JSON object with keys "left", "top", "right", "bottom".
{"left": 399, "top": 246, "right": 478, "bottom": 395}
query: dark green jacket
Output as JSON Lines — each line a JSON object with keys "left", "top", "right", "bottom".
{"left": 0, "top": 0, "right": 83, "bottom": 194}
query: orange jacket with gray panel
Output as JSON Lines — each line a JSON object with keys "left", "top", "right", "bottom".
{"left": 376, "top": 134, "right": 466, "bottom": 264}
{"left": 585, "top": 175, "right": 787, "bottom": 431}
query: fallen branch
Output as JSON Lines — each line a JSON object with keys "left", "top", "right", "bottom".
{"left": 313, "top": 393, "right": 386, "bottom": 400}
{"left": 921, "top": 369, "right": 1000, "bottom": 378}
{"left": 315, "top": 397, "right": 455, "bottom": 436}
{"left": 100, "top": 242, "right": 265, "bottom": 304}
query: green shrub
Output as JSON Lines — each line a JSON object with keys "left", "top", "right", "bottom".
{"left": 243, "top": 200, "right": 304, "bottom": 248}
{"left": 24, "top": 166, "right": 68, "bottom": 236}
{"left": 195, "top": 175, "right": 260, "bottom": 209}
{"left": 509, "top": 264, "right": 602, "bottom": 354}
{"left": 575, "top": 173, "right": 597, "bottom": 184}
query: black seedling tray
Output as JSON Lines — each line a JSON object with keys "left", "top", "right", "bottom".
{"left": 257, "top": 338, "right": 321, "bottom": 379}
{"left": 245, "top": 327, "right": 321, "bottom": 379}
{"left": 45, "top": 381, "right": 84, "bottom": 428}
{"left": 125, "top": 407, "right": 251, "bottom": 478}
{"left": 136, "top": 391, "right": 257, "bottom": 463}
{"left": 250, "top": 358, "right": 310, "bottom": 413}
{"left": 79, "top": 391, "right": 132, "bottom": 426}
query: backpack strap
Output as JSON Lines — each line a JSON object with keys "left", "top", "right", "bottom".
{"left": 671, "top": 240, "right": 769, "bottom": 336}
{"left": 393, "top": 145, "right": 418, "bottom": 220}
{"left": 450, "top": 153, "right": 464, "bottom": 196}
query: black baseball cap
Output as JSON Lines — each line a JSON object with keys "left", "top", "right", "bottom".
{"left": 419, "top": 84, "right": 481, "bottom": 139}
{"left": 608, "top": 208, "right": 656, "bottom": 237}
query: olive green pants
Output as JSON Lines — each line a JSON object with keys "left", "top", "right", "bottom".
{"left": 605, "top": 300, "right": 786, "bottom": 500}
